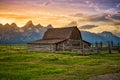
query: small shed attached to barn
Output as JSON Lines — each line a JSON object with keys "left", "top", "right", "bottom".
{"left": 27, "top": 26, "right": 91, "bottom": 52}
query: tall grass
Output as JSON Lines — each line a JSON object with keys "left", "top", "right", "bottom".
{"left": 0, "top": 45, "right": 120, "bottom": 80}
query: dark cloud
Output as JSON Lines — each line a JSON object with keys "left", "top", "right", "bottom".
{"left": 88, "top": 12, "right": 120, "bottom": 23}
{"left": 111, "top": 14, "right": 120, "bottom": 20}
{"left": 89, "top": 15, "right": 110, "bottom": 22}
{"left": 53, "top": 0, "right": 120, "bottom": 4}
{"left": 80, "top": 25, "right": 98, "bottom": 29}
{"left": 93, "top": 0, "right": 120, "bottom": 4}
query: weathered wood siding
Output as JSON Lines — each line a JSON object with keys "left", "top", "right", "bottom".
{"left": 28, "top": 44, "right": 56, "bottom": 52}
{"left": 56, "top": 39, "right": 82, "bottom": 51}
{"left": 82, "top": 42, "right": 91, "bottom": 49}
{"left": 28, "top": 39, "right": 90, "bottom": 52}
{"left": 56, "top": 40, "right": 70, "bottom": 51}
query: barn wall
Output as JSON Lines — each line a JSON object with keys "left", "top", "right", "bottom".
{"left": 56, "top": 39, "right": 82, "bottom": 51}
{"left": 28, "top": 44, "right": 56, "bottom": 52}
{"left": 27, "top": 40, "right": 90, "bottom": 52}
{"left": 68, "top": 39, "right": 82, "bottom": 49}
{"left": 83, "top": 42, "right": 91, "bottom": 49}
{"left": 56, "top": 40, "right": 70, "bottom": 51}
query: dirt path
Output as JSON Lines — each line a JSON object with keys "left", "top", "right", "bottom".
{"left": 87, "top": 72, "right": 120, "bottom": 80}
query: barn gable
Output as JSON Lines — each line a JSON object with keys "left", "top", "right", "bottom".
{"left": 69, "top": 27, "right": 82, "bottom": 40}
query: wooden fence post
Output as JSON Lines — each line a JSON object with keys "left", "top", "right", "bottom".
{"left": 108, "top": 41, "right": 112, "bottom": 54}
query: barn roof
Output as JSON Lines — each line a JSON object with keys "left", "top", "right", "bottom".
{"left": 43, "top": 26, "right": 78, "bottom": 40}
{"left": 28, "top": 26, "right": 82, "bottom": 44}
{"left": 83, "top": 40, "right": 91, "bottom": 45}
{"left": 28, "top": 39, "right": 66, "bottom": 44}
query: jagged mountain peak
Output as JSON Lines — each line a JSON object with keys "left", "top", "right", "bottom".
{"left": 10, "top": 23, "right": 20, "bottom": 30}
{"left": 4, "top": 23, "right": 10, "bottom": 27}
{"left": 36, "top": 24, "right": 43, "bottom": 28}
{"left": 46, "top": 24, "right": 53, "bottom": 28}
{"left": 24, "top": 20, "right": 34, "bottom": 27}
{"left": 11, "top": 23, "right": 18, "bottom": 27}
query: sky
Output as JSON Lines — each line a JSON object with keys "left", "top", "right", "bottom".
{"left": 0, "top": 0, "right": 120, "bottom": 36}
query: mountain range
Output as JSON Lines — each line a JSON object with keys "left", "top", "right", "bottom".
{"left": 0, "top": 20, "right": 52, "bottom": 44}
{"left": 0, "top": 20, "right": 120, "bottom": 45}
{"left": 81, "top": 31, "right": 120, "bottom": 45}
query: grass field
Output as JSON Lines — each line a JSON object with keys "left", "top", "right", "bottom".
{"left": 0, "top": 45, "right": 120, "bottom": 80}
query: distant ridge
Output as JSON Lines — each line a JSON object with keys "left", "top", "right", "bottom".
{"left": 81, "top": 31, "right": 120, "bottom": 44}
{"left": 0, "top": 21, "right": 120, "bottom": 44}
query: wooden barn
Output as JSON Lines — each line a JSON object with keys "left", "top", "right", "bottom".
{"left": 27, "top": 26, "right": 91, "bottom": 52}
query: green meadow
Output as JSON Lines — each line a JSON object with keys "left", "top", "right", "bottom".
{"left": 0, "top": 45, "right": 120, "bottom": 80}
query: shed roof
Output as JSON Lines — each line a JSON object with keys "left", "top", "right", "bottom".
{"left": 43, "top": 26, "right": 78, "bottom": 40}
{"left": 28, "top": 39, "right": 66, "bottom": 44}
{"left": 83, "top": 40, "right": 91, "bottom": 45}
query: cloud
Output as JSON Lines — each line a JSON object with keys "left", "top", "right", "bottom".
{"left": 88, "top": 15, "right": 110, "bottom": 22}
{"left": 70, "top": 13, "right": 84, "bottom": 17}
{"left": 97, "top": 0, "right": 119, "bottom": 3}
{"left": 114, "top": 22, "right": 120, "bottom": 25}
{"left": 0, "top": 13, "right": 32, "bottom": 19}
{"left": 116, "top": 3, "right": 120, "bottom": 8}
{"left": 80, "top": 25, "right": 98, "bottom": 29}
{"left": 53, "top": 0, "right": 84, "bottom": 4}
{"left": 53, "top": 0, "right": 120, "bottom": 5}
{"left": 104, "top": 8, "right": 118, "bottom": 15}
{"left": 111, "top": 14, "right": 120, "bottom": 20}
{"left": 43, "top": 0, "right": 53, "bottom": 6}
{"left": 66, "top": 21, "right": 77, "bottom": 27}
{"left": 87, "top": 12, "right": 120, "bottom": 23}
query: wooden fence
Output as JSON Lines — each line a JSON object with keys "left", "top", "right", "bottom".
{"left": 0, "top": 41, "right": 120, "bottom": 54}
{"left": 89, "top": 41, "right": 120, "bottom": 54}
